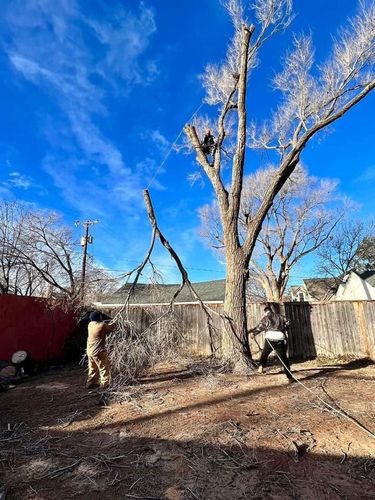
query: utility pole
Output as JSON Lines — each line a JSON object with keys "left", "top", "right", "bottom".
{"left": 75, "top": 219, "right": 98, "bottom": 303}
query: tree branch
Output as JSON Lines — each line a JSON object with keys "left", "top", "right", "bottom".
{"left": 143, "top": 189, "right": 220, "bottom": 355}
{"left": 184, "top": 124, "right": 229, "bottom": 212}
{"left": 229, "top": 24, "right": 254, "bottom": 226}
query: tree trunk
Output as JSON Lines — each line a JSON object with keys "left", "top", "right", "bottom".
{"left": 222, "top": 249, "right": 254, "bottom": 372}
{"left": 255, "top": 274, "right": 283, "bottom": 302}
{"left": 268, "top": 281, "right": 283, "bottom": 302}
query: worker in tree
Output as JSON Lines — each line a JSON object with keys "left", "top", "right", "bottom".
{"left": 201, "top": 128, "right": 215, "bottom": 156}
{"left": 85, "top": 310, "right": 113, "bottom": 389}
{"left": 249, "top": 303, "right": 293, "bottom": 383}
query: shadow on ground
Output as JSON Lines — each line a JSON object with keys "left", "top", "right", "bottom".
{"left": 1, "top": 361, "right": 375, "bottom": 499}
{"left": 1, "top": 429, "right": 374, "bottom": 499}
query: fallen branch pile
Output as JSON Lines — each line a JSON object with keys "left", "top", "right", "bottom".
{"left": 106, "top": 310, "right": 182, "bottom": 393}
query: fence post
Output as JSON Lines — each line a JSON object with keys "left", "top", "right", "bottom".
{"left": 353, "top": 301, "right": 371, "bottom": 358}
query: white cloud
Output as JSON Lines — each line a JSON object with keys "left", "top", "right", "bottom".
{"left": 135, "top": 157, "right": 166, "bottom": 191}
{"left": 85, "top": 2, "right": 157, "bottom": 86}
{"left": 150, "top": 130, "right": 170, "bottom": 154}
{"left": 42, "top": 156, "right": 106, "bottom": 216}
{"left": 355, "top": 165, "right": 375, "bottom": 183}
{"left": 8, "top": 172, "right": 33, "bottom": 189}
{"left": 43, "top": 155, "right": 144, "bottom": 218}
{"left": 1, "top": 171, "right": 35, "bottom": 191}
{"left": 0, "top": 185, "right": 12, "bottom": 197}
{"left": 129, "top": 128, "right": 171, "bottom": 190}
{"left": 2, "top": 0, "right": 158, "bottom": 215}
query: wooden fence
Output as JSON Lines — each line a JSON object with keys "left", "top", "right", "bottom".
{"left": 105, "top": 301, "right": 375, "bottom": 361}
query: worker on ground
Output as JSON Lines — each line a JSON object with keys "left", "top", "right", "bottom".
{"left": 86, "top": 310, "right": 113, "bottom": 389}
{"left": 249, "top": 303, "right": 294, "bottom": 384}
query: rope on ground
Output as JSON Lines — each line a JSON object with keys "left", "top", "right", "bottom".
{"left": 265, "top": 338, "right": 375, "bottom": 440}
{"left": 145, "top": 100, "right": 205, "bottom": 190}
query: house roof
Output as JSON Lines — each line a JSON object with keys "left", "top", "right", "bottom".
{"left": 357, "top": 270, "right": 375, "bottom": 287}
{"left": 100, "top": 279, "right": 226, "bottom": 305}
{"left": 303, "top": 278, "right": 338, "bottom": 301}
{"left": 289, "top": 285, "right": 304, "bottom": 293}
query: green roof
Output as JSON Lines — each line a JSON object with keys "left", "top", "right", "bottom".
{"left": 101, "top": 279, "right": 226, "bottom": 305}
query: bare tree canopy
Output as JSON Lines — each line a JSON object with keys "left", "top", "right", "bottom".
{"left": 0, "top": 200, "right": 118, "bottom": 302}
{"left": 199, "top": 165, "right": 349, "bottom": 301}
{"left": 182, "top": 0, "right": 375, "bottom": 371}
{"left": 317, "top": 220, "right": 375, "bottom": 279}
{"left": 0, "top": 201, "right": 47, "bottom": 296}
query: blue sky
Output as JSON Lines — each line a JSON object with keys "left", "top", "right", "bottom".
{"left": 0, "top": 0, "right": 374, "bottom": 286}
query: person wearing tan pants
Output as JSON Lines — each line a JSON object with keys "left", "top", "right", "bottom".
{"left": 86, "top": 311, "right": 112, "bottom": 389}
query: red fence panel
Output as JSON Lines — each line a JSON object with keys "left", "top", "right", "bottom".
{"left": 0, "top": 295, "right": 76, "bottom": 362}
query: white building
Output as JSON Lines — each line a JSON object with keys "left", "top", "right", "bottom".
{"left": 290, "top": 270, "right": 375, "bottom": 302}
{"left": 335, "top": 270, "right": 375, "bottom": 301}
{"left": 290, "top": 278, "right": 337, "bottom": 302}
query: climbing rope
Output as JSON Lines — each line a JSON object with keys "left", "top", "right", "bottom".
{"left": 145, "top": 100, "right": 205, "bottom": 191}
{"left": 265, "top": 338, "right": 375, "bottom": 440}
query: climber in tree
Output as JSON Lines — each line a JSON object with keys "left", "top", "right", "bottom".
{"left": 201, "top": 128, "right": 215, "bottom": 156}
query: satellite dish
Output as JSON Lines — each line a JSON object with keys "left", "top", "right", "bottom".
{"left": 11, "top": 350, "right": 28, "bottom": 365}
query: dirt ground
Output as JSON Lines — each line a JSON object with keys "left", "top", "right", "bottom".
{"left": 1, "top": 357, "right": 375, "bottom": 500}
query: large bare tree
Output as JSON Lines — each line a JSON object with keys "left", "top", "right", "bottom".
{"left": 199, "top": 165, "right": 347, "bottom": 301}
{"left": 183, "top": 0, "right": 375, "bottom": 370}
{"left": 0, "top": 201, "right": 118, "bottom": 302}
{"left": 84, "top": 262, "right": 120, "bottom": 304}
{"left": 0, "top": 202, "right": 44, "bottom": 295}
{"left": 16, "top": 209, "right": 81, "bottom": 300}
{"left": 317, "top": 220, "right": 375, "bottom": 279}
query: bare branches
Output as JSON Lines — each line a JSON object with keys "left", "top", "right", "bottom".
{"left": 0, "top": 201, "right": 79, "bottom": 298}
{"left": 200, "top": 164, "right": 350, "bottom": 301}
{"left": 321, "top": 0, "right": 375, "bottom": 109}
{"left": 110, "top": 226, "right": 156, "bottom": 323}
{"left": 247, "top": 166, "right": 347, "bottom": 295}
{"left": 198, "top": 201, "right": 225, "bottom": 251}
{"left": 184, "top": 124, "right": 229, "bottom": 212}
{"left": 107, "top": 310, "right": 182, "bottom": 388}
{"left": 143, "top": 190, "right": 220, "bottom": 355}
{"left": 214, "top": 81, "right": 239, "bottom": 172}
{"left": 252, "top": 2, "right": 375, "bottom": 155}
{"left": 0, "top": 201, "right": 42, "bottom": 295}
{"left": 204, "top": 0, "right": 293, "bottom": 109}
{"left": 107, "top": 189, "right": 224, "bottom": 378}
{"left": 181, "top": 0, "right": 374, "bottom": 366}
{"left": 251, "top": 0, "right": 293, "bottom": 30}
{"left": 0, "top": 200, "right": 118, "bottom": 303}
{"left": 316, "top": 219, "right": 375, "bottom": 279}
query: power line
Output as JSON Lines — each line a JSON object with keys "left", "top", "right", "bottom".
{"left": 99, "top": 264, "right": 226, "bottom": 275}
{"left": 77, "top": 257, "right": 319, "bottom": 280}
{"left": 66, "top": 251, "right": 319, "bottom": 280}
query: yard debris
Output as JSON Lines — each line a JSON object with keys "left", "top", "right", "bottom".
{"left": 277, "top": 428, "right": 316, "bottom": 462}
{"left": 217, "top": 419, "right": 249, "bottom": 448}
{"left": 106, "top": 312, "right": 183, "bottom": 395}
{"left": 144, "top": 449, "right": 162, "bottom": 465}
{"left": 185, "top": 440, "right": 259, "bottom": 473}
{"left": 1, "top": 359, "right": 375, "bottom": 499}
{"left": 58, "top": 410, "right": 83, "bottom": 427}
{"left": 340, "top": 442, "right": 352, "bottom": 464}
